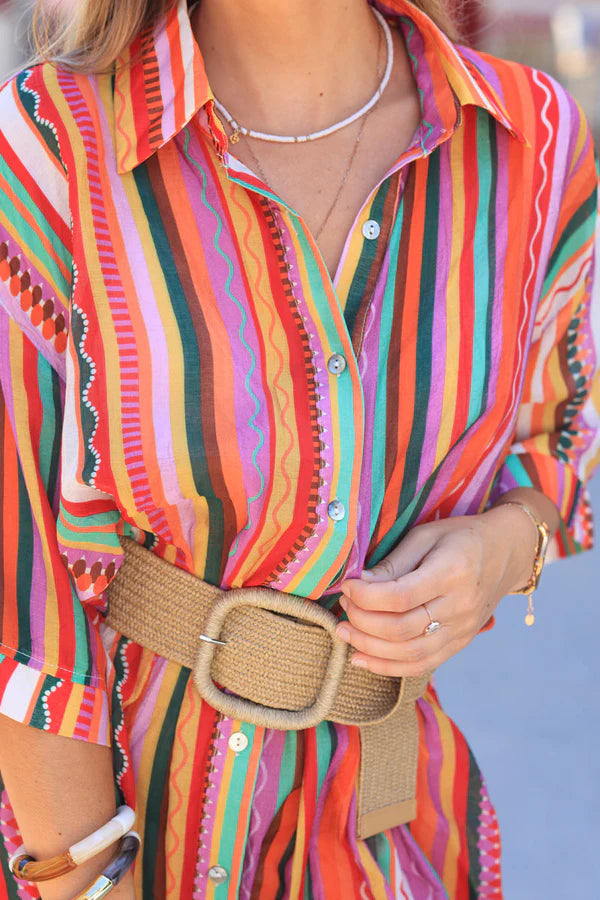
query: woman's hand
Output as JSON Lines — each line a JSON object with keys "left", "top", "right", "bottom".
{"left": 337, "top": 499, "right": 554, "bottom": 677}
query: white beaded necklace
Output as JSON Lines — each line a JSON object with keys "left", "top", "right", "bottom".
{"left": 213, "top": 8, "right": 394, "bottom": 145}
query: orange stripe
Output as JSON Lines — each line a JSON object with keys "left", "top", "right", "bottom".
{"left": 227, "top": 727, "right": 265, "bottom": 890}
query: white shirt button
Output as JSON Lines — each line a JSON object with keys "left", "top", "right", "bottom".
{"left": 328, "top": 499, "right": 345, "bottom": 522}
{"left": 327, "top": 353, "right": 347, "bottom": 376}
{"left": 208, "top": 865, "right": 228, "bottom": 884}
{"left": 228, "top": 731, "right": 249, "bottom": 753}
{"left": 362, "top": 219, "right": 381, "bottom": 240}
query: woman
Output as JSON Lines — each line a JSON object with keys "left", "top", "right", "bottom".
{"left": 0, "top": 0, "right": 598, "bottom": 897}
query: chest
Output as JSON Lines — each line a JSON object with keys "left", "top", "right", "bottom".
{"left": 64, "top": 109, "right": 553, "bottom": 536}
{"left": 224, "top": 88, "right": 422, "bottom": 281}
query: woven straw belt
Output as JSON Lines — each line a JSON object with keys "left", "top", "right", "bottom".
{"left": 105, "top": 537, "right": 430, "bottom": 840}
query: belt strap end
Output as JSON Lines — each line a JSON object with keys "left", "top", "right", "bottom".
{"left": 357, "top": 799, "right": 417, "bottom": 841}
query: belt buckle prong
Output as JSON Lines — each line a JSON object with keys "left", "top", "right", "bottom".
{"left": 198, "top": 633, "right": 227, "bottom": 647}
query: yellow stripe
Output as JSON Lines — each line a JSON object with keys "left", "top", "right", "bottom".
{"left": 355, "top": 838, "right": 390, "bottom": 896}
{"left": 434, "top": 701, "right": 461, "bottom": 893}
{"left": 8, "top": 320, "right": 63, "bottom": 672}
{"left": 164, "top": 681, "right": 202, "bottom": 892}
{"left": 132, "top": 661, "right": 183, "bottom": 897}
{"left": 435, "top": 129, "right": 464, "bottom": 467}
{"left": 224, "top": 186, "right": 302, "bottom": 584}
{"left": 207, "top": 724, "right": 238, "bottom": 898}
{"left": 288, "top": 783, "right": 307, "bottom": 896}
{"left": 58, "top": 682, "right": 85, "bottom": 736}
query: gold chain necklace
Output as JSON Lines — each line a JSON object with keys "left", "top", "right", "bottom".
{"left": 238, "top": 23, "right": 384, "bottom": 242}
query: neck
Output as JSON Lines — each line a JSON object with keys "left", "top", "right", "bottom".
{"left": 194, "top": 0, "right": 382, "bottom": 135}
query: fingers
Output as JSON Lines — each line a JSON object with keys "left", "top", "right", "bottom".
{"left": 341, "top": 543, "right": 453, "bottom": 613}
{"left": 341, "top": 619, "right": 462, "bottom": 678}
{"left": 334, "top": 521, "right": 492, "bottom": 675}
{"left": 347, "top": 629, "right": 451, "bottom": 677}
{"left": 339, "top": 595, "right": 432, "bottom": 642}
{"left": 341, "top": 527, "right": 479, "bottom": 614}
{"left": 357, "top": 524, "right": 440, "bottom": 584}
{"left": 336, "top": 605, "right": 444, "bottom": 662}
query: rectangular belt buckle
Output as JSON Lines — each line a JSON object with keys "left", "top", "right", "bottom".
{"left": 193, "top": 588, "right": 348, "bottom": 730}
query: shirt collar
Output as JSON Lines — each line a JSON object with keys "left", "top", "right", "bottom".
{"left": 113, "top": 0, "right": 526, "bottom": 175}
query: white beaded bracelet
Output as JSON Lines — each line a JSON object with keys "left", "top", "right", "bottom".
{"left": 9, "top": 805, "right": 136, "bottom": 883}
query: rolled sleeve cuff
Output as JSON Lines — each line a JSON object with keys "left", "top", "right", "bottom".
{"left": 0, "top": 652, "right": 110, "bottom": 745}
{"left": 488, "top": 450, "right": 594, "bottom": 561}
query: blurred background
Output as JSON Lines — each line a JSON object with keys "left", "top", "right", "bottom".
{"left": 0, "top": 0, "right": 599, "bottom": 897}
{"left": 1, "top": 0, "right": 599, "bottom": 145}
{"left": 1, "top": 0, "right": 599, "bottom": 146}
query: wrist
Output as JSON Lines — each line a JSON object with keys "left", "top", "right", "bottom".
{"left": 35, "top": 845, "right": 118, "bottom": 900}
{"left": 482, "top": 503, "right": 540, "bottom": 595}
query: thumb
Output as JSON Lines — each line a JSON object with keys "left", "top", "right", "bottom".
{"left": 361, "top": 522, "right": 440, "bottom": 583}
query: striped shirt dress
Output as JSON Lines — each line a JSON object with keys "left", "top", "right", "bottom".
{"left": 0, "top": 1, "right": 599, "bottom": 897}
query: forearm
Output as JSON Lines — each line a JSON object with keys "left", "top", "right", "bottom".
{"left": 0, "top": 715, "right": 134, "bottom": 899}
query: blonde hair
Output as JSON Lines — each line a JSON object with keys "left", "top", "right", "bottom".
{"left": 32, "top": 0, "right": 460, "bottom": 74}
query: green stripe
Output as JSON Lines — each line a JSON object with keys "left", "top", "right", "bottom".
{"left": 37, "top": 354, "right": 62, "bottom": 491}
{"left": 343, "top": 180, "right": 390, "bottom": 335}
{"left": 468, "top": 113, "right": 494, "bottom": 423}
{"left": 71, "top": 584, "right": 94, "bottom": 682}
{"left": 543, "top": 188, "right": 597, "bottom": 291}
{"left": 482, "top": 118, "right": 498, "bottom": 417}
{"left": 142, "top": 668, "right": 189, "bottom": 897}
{"left": 291, "top": 222, "right": 365, "bottom": 596}
{"left": 184, "top": 132, "right": 266, "bottom": 559}
{"left": 15, "top": 462, "right": 33, "bottom": 663}
{"left": 17, "top": 71, "right": 63, "bottom": 164}
{"left": 134, "top": 161, "right": 224, "bottom": 583}
{"left": 277, "top": 731, "right": 299, "bottom": 810}
{"left": 58, "top": 503, "right": 121, "bottom": 530}
{"left": 111, "top": 638, "right": 132, "bottom": 804}
{"left": 399, "top": 151, "right": 440, "bottom": 509}
{"left": 466, "top": 750, "right": 484, "bottom": 899}
{"left": 318, "top": 722, "right": 336, "bottom": 794}
{"left": 71, "top": 304, "right": 98, "bottom": 486}
{"left": 29, "top": 673, "right": 62, "bottom": 728}
{"left": 369, "top": 200, "right": 405, "bottom": 537}
{"left": 369, "top": 462, "right": 443, "bottom": 568}
{"left": 501, "top": 453, "right": 534, "bottom": 489}
{"left": 0, "top": 162, "right": 71, "bottom": 297}
{"left": 211, "top": 723, "right": 261, "bottom": 891}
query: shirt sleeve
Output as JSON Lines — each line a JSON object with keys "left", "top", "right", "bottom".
{"left": 0, "top": 70, "right": 113, "bottom": 745}
{"left": 489, "top": 114, "right": 600, "bottom": 562}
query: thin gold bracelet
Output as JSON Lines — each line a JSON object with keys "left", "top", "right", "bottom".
{"left": 495, "top": 500, "right": 551, "bottom": 626}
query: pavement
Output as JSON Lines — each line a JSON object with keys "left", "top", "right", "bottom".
{"left": 437, "top": 477, "right": 600, "bottom": 899}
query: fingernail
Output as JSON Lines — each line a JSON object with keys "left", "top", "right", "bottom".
{"left": 336, "top": 624, "right": 351, "bottom": 642}
{"left": 360, "top": 569, "right": 377, "bottom": 580}
{"left": 339, "top": 596, "right": 347, "bottom": 611}
{"left": 351, "top": 657, "right": 368, "bottom": 669}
